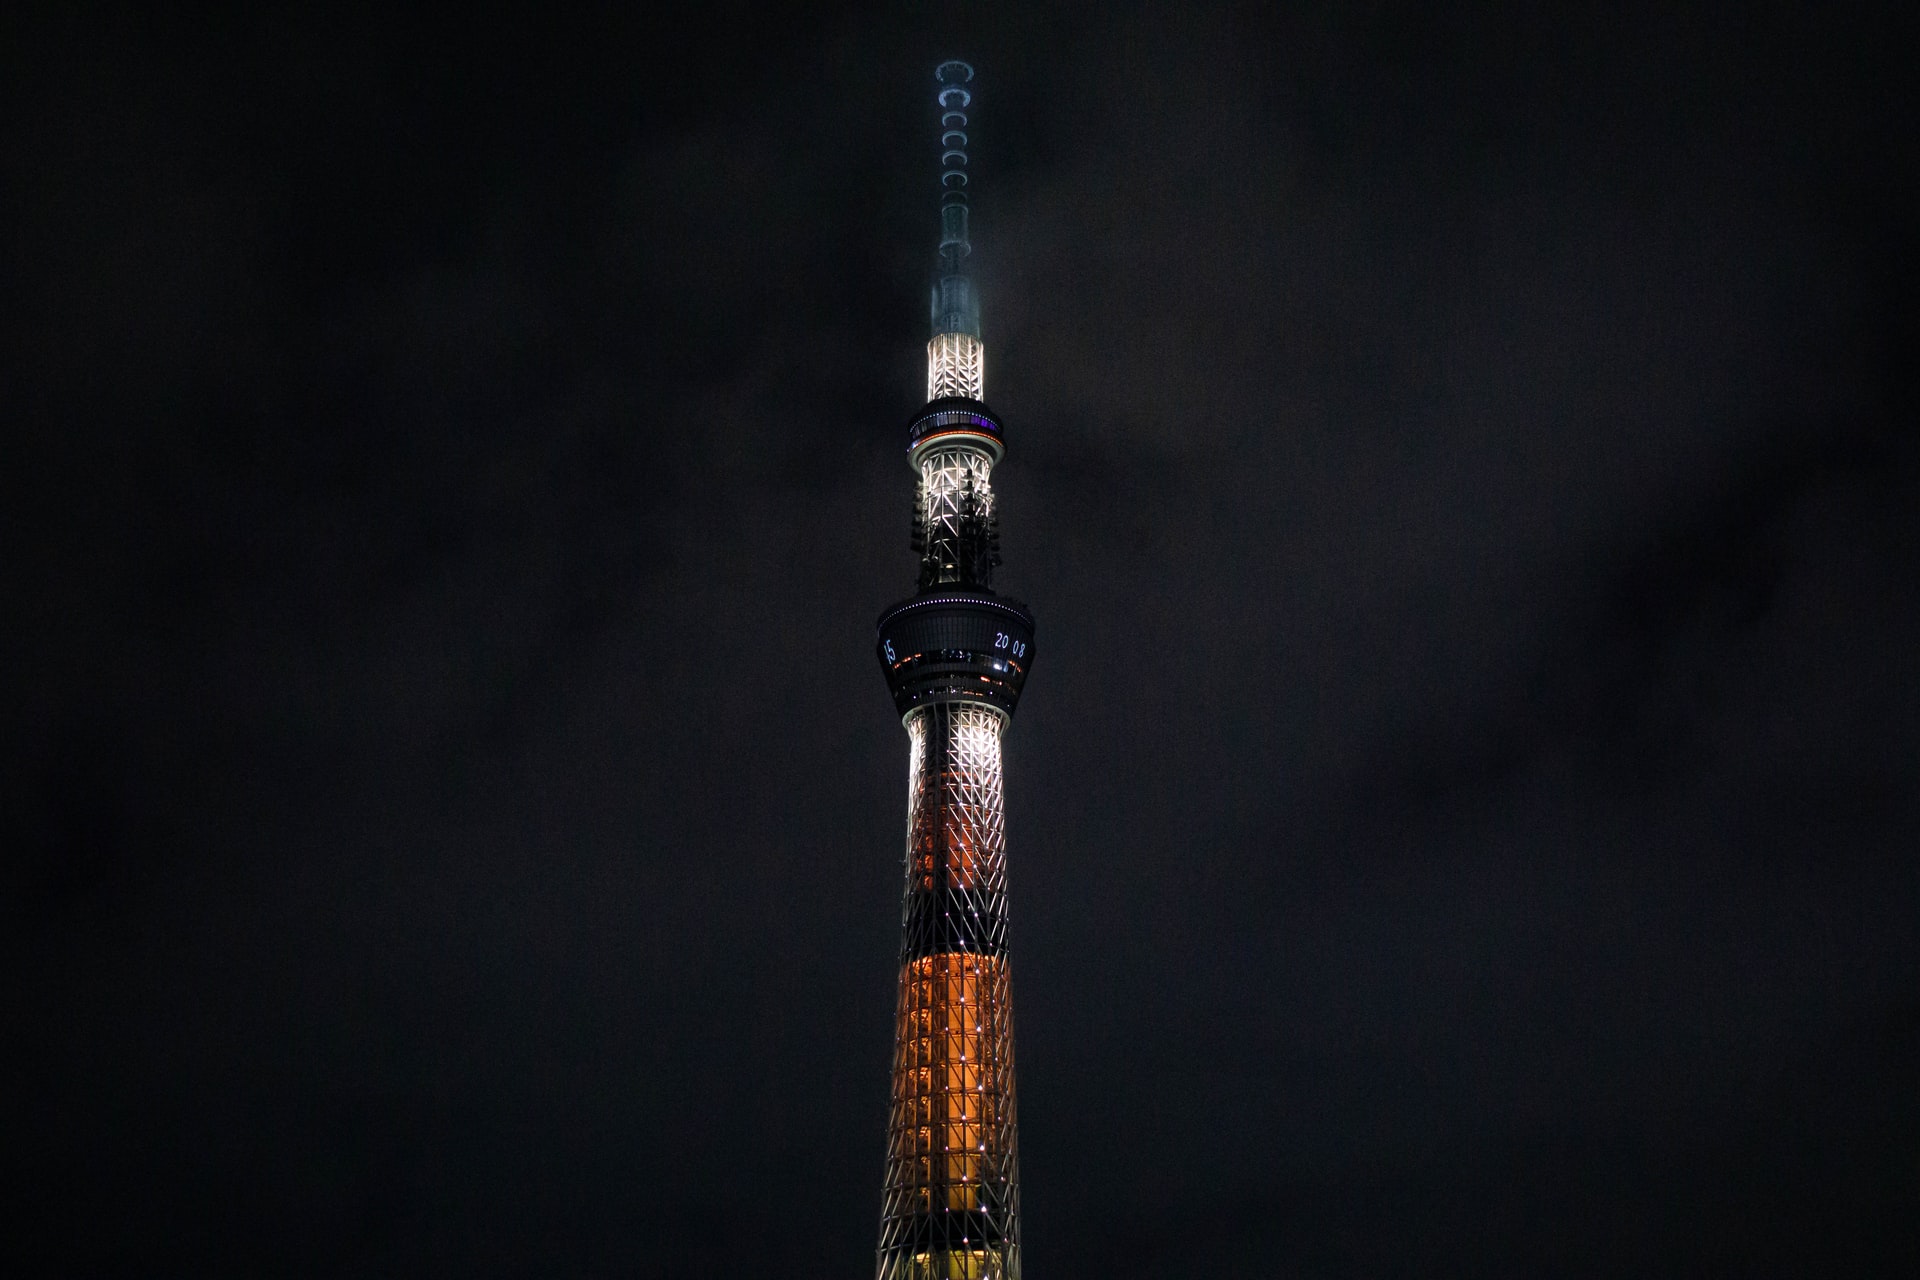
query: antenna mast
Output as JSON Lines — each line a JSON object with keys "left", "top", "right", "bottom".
{"left": 928, "top": 60, "right": 982, "bottom": 400}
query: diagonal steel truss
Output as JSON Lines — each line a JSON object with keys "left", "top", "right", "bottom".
{"left": 919, "top": 450, "right": 995, "bottom": 539}
{"left": 927, "top": 332, "right": 985, "bottom": 401}
{"left": 914, "top": 449, "right": 999, "bottom": 589}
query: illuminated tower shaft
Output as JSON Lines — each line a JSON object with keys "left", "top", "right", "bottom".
{"left": 874, "top": 61, "right": 1034, "bottom": 1280}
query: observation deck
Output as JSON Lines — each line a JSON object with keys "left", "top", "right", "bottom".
{"left": 908, "top": 396, "right": 1004, "bottom": 468}
{"left": 876, "top": 588, "right": 1035, "bottom": 719}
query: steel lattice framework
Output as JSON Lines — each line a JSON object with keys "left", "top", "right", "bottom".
{"left": 873, "top": 59, "right": 1035, "bottom": 1280}
{"left": 920, "top": 449, "right": 995, "bottom": 531}
{"left": 927, "top": 332, "right": 985, "bottom": 401}
{"left": 914, "top": 448, "right": 998, "bottom": 589}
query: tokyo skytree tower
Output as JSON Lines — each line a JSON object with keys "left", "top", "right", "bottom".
{"left": 871, "top": 61, "right": 1035, "bottom": 1280}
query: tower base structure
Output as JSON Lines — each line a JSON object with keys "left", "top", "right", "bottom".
{"left": 877, "top": 703, "right": 1021, "bottom": 1280}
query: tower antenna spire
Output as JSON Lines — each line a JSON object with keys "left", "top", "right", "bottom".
{"left": 928, "top": 60, "right": 983, "bottom": 399}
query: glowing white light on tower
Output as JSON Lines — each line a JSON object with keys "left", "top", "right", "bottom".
{"left": 928, "top": 332, "right": 985, "bottom": 401}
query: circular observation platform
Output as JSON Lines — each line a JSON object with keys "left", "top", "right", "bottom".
{"left": 908, "top": 397, "right": 1004, "bottom": 469}
{"left": 876, "top": 588, "right": 1035, "bottom": 719}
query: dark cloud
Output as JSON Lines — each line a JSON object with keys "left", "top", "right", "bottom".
{"left": 6, "top": 2, "right": 1913, "bottom": 1275}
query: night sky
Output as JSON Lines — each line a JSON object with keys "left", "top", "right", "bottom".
{"left": 8, "top": 4, "right": 1915, "bottom": 1276}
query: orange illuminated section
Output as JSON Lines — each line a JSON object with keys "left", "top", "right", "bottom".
{"left": 911, "top": 779, "right": 990, "bottom": 893}
{"left": 888, "top": 953, "right": 1012, "bottom": 1214}
{"left": 900, "top": 1248, "right": 1000, "bottom": 1280}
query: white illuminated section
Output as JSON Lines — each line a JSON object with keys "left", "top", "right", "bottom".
{"left": 903, "top": 702, "right": 1006, "bottom": 877}
{"left": 906, "top": 710, "right": 927, "bottom": 813}
{"left": 927, "top": 331, "right": 985, "bottom": 402}
{"left": 940, "top": 704, "right": 1006, "bottom": 839}
{"left": 918, "top": 446, "right": 994, "bottom": 565}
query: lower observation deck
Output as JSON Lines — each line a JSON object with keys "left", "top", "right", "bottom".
{"left": 877, "top": 590, "right": 1036, "bottom": 719}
